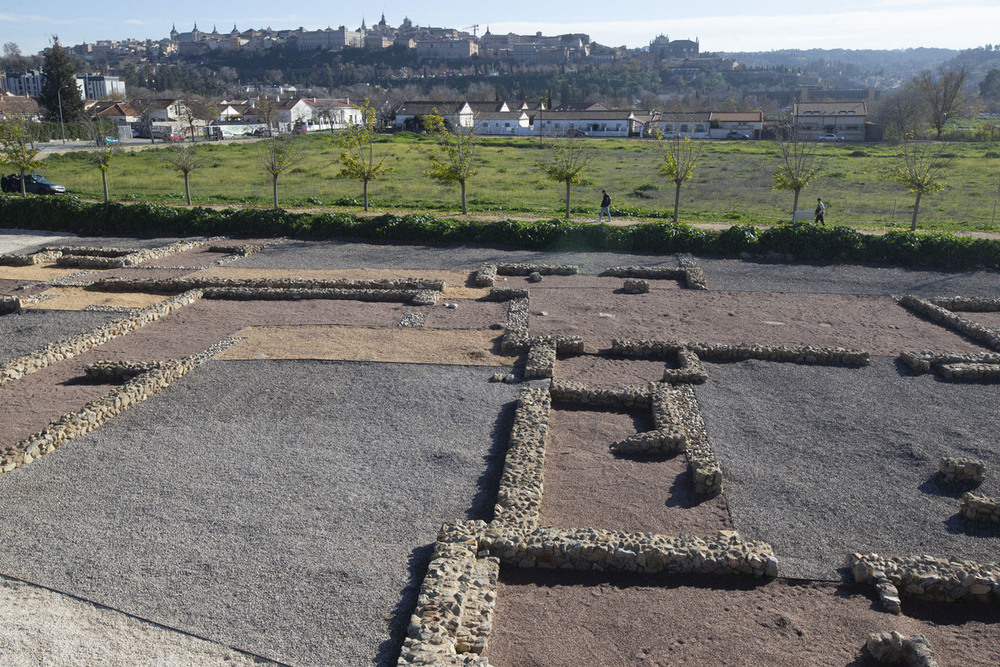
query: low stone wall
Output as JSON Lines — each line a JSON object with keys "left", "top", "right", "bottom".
{"left": 960, "top": 492, "right": 1000, "bottom": 522}
{"left": 493, "top": 387, "right": 551, "bottom": 531}
{"left": 485, "top": 287, "right": 529, "bottom": 301}
{"left": 398, "top": 521, "right": 497, "bottom": 666}
{"left": 0, "top": 357, "right": 197, "bottom": 474}
{"left": 474, "top": 263, "right": 578, "bottom": 288}
{"left": 501, "top": 330, "right": 583, "bottom": 355}
{"left": 866, "top": 631, "right": 939, "bottom": 667}
{"left": 84, "top": 360, "right": 171, "bottom": 381}
{"left": 483, "top": 524, "right": 777, "bottom": 577}
{"left": 622, "top": 279, "right": 649, "bottom": 294}
{"left": 0, "top": 290, "right": 203, "bottom": 389}
{"left": 600, "top": 264, "right": 707, "bottom": 290}
{"left": 550, "top": 380, "right": 654, "bottom": 409}
{"left": 849, "top": 552, "right": 1000, "bottom": 607}
{"left": 656, "top": 386, "right": 723, "bottom": 495}
{"left": 0, "top": 249, "right": 63, "bottom": 266}
{"left": 900, "top": 350, "right": 1000, "bottom": 381}
{"left": 53, "top": 240, "right": 206, "bottom": 269}
{"left": 524, "top": 342, "right": 556, "bottom": 379}
{"left": 899, "top": 295, "right": 1000, "bottom": 351}
{"left": 613, "top": 338, "right": 870, "bottom": 367}
{"left": 939, "top": 457, "right": 985, "bottom": 483}
{"left": 927, "top": 296, "right": 1000, "bottom": 312}
{"left": 91, "top": 275, "right": 446, "bottom": 294}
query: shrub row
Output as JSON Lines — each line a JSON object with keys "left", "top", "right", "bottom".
{"left": 4, "top": 198, "right": 1000, "bottom": 269}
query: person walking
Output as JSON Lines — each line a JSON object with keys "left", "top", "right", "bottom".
{"left": 599, "top": 189, "right": 612, "bottom": 222}
{"left": 814, "top": 197, "right": 826, "bottom": 225}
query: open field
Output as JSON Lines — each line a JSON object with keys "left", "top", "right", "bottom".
{"left": 37, "top": 135, "right": 1000, "bottom": 231}
{"left": 0, "top": 229, "right": 999, "bottom": 665}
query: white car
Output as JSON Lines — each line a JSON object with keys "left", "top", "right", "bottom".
{"left": 818, "top": 133, "right": 846, "bottom": 142}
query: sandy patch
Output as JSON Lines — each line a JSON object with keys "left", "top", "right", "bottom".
{"left": 22, "top": 286, "right": 169, "bottom": 311}
{"left": 0, "top": 263, "right": 85, "bottom": 282}
{"left": 189, "top": 267, "right": 488, "bottom": 299}
{"left": 528, "top": 289, "right": 993, "bottom": 356}
{"left": 488, "top": 570, "right": 1000, "bottom": 667}
{"left": 216, "top": 324, "right": 514, "bottom": 366}
{"left": 539, "top": 405, "right": 732, "bottom": 536}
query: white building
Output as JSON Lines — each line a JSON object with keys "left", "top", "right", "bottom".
{"left": 77, "top": 74, "right": 126, "bottom": 100}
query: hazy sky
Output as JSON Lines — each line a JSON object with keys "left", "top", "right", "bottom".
{"left": 6, "top": 0, "right": 998, "bottom": 57}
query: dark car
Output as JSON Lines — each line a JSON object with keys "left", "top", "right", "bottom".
{"left": 726, "top": 131, "right": 751, "bottom": 140}
{"left": 1, "top": 174, "right": 66, "bottom": 195}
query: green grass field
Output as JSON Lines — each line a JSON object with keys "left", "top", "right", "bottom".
{"left": 38, "top": 134, "right": 1000, "bottom": 232}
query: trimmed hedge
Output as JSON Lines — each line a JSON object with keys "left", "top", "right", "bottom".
{"left": 2, "top": 198, "right": 1000, "bottom": 270}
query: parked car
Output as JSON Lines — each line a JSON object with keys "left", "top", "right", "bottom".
{"left": 566, "top": 128, "right": 589, "bottom": 137}
{"left": 292, "top": 126, "right": 307, "bottom": 135}
{"left": 1, "top": 174, "right": 66, "bottom": 195}
{"left": 818, "top": 133, "right": 846, "bottom": 142}
{"left": 100, "top": 136, "right": 119, "bottom": 146}
{"left": 165, "top": 133, "right": 185, "bottom": 142}
{"left": 725, "top": 131, "right": 751, "bottom": 140}
{"left": 253, "top": 127, "right": 273, "bottom": 137}
{"left": 660, "top": 131, "right": 681, "bottom": 139}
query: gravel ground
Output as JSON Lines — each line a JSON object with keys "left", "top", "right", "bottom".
{"left": 0, "top": 359, "right": 517, "bottom": 667}
{"left": 0, "top": 229, "right": 75, "bottom": 254}
{"left": 695, "top": 357, "right": 1000, "bottom": 581}
{"left": 696, "top": 257, "right": 1000, "bottom": 296}
{"left": 0, "top": 575, "right": 273, "bottom": 666}
{"left": 0, "top": 309, "right": 119, "bottom": 365}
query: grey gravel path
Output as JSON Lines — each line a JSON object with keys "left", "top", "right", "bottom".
{"left": 0, "top": 310, "right": 120, "bottom": 365}
{"left": 0, "top": 359, "right": 517, "bottom": 666}
{"left": 695, "top": 357, "right": 1000, "bottom": 581}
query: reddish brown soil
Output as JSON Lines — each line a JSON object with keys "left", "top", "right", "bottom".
{"left": 528, "top": 289, "right": 991, "bottom": 356}
{"left": 962, "top": 311, "right": 1000, "bottom": 330}
{"left": 488, "top": 569, "right": 1000, "bottom": 667}
{"left": 553, "top": 353, "right": 668, "bottom": 388}
{"left": 539, "top": 405, "right": 732, "bottom": 537}
{"left": 0, "top": 356, "right": 120, "bottom": 448}
{"left": 0, "top": 279, "right": 24, "bottom": 296}
{"left": 503, "top": 275, "right": 684, "bottom": 291}
{"left": 424, "top": 300, "right": 508, "bottom": 330}
{"left": 95, "top": 268, "right": 202, "bottom": 281}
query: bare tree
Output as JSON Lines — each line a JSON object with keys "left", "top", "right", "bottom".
{"left": 772, "top": 124, "right": 817, "bottom": 223}
{"left": 884, "top": 139, "right": 951, "bottom": 230}
{"left": 541, "top": 137, "right": 590, "bottom": 219}
{"left": 253, "top": 97, "right": 278, "bottom": 134}
{"left": 256, "top": 135, "right": 305, "bottom": 209}
{"left": 333, "top": 99, "right": 393, "bottom": 211}
{"left": 916, "top": 68, "right": 968, "bottom": 139}
{"left": 131, "top": 99, "right": 159, "bottom": 144}
{"left": 81, "top": 115, "right": 119, "bottom": 202}
{"left": 159, "top": 142, "right": 206, "bottom": 205}
{"left": 873, "top": 84, "right": 927, "bottom": 141}
{"left": 180, "top": 95, "right": 216, "bottom": 143}
{"left": 655, "top": 133, "right": 701, "bottom": 223}
{"left": 424, "top": 111, "right": 478, "bottom": 215}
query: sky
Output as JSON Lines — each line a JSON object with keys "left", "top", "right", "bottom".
{"left": 5, "top": 0, "right": 999, "bottom": 57}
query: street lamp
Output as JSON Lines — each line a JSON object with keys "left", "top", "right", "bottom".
{"left": 56, "top": 87, "right": 66, "bottom": 144}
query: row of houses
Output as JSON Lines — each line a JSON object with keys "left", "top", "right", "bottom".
{"left": 394, "top": 101, "right": 869, "bottom": 141}
{"left": 0, "top": 89, "right": 868, "bottom": 142}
